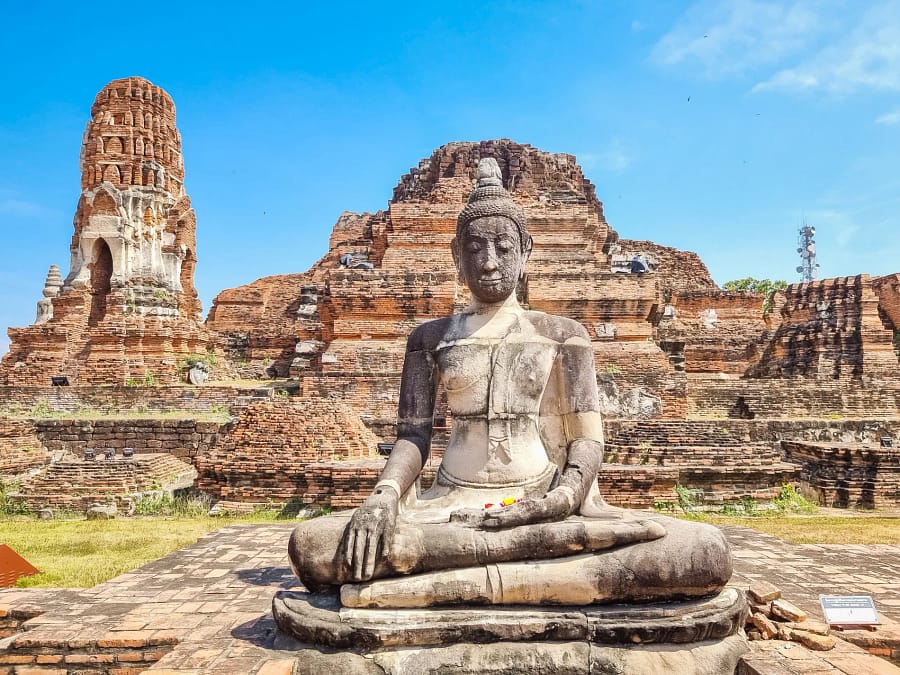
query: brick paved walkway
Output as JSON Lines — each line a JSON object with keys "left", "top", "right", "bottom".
{"left": 1, "top": 522, "right": 898, "bottom": 673}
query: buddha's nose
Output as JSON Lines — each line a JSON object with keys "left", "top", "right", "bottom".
{"left": 482, "top": 255, "right": 498, "bottom": 272}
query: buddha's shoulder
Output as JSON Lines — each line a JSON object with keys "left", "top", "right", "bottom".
{"left": 523, "top": 311, "right": 592, "bottom": 344}
{"left": 406, "top": 317, "right": 455, "bottom": 351}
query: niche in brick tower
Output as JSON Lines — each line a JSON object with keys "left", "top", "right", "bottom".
{"left": 88, "top": 239, "right": 113, "bottom": 326}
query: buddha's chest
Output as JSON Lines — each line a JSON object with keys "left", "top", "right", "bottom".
{"left": 435, "top": 340, "right": 557, "bottom": 416}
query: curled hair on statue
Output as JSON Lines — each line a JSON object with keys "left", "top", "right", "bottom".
{"left": 456, "top": 158, "right": 531, "bottom": 253}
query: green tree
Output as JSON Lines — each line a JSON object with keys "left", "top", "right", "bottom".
{"left": 722, "top": 277, "right": 788, "bottom": 314}
{"left": 722, "top": 277, "right": 788, "bottom": 295}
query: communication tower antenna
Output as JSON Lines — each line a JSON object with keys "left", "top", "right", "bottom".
{"left": 795, "top": 222, "right": 819, "bottom": 282}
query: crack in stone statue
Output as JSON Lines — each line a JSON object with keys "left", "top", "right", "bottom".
{"left": 285, "top": 157, "right": 733, "bottom": 610}
{"left": 276, "top": 157, "right": 746, "bottom": 672}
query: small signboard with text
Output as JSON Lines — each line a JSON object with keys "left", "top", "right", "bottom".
{"left": 820, "top": 595, "right": 880, "bottom": 626}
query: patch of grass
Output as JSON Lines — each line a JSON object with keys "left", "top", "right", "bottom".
{"left": 675, "top": 483, "right": 699, "bottom": 516}
{"left": 698, "top": 514, "right": 900, "bottom": 545}
{"left": 0, "top": 481, "right": 30, "bottom": 516}
{"left": 13, "top": 408, "right": 231, "bottom": 423}
{"left": 0, "top": 510, "right": 297, "bottom": 588}
{"left": 771, "top": 484, "right": 817, "bottom": 514}
{"left": 1, "top": 518, "right": 227, "bottom": 587}
{"left": 132, "top": 492, "right": 213, "bottom": 517}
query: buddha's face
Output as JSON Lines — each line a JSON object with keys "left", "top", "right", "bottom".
{"left": 455, "top": 216, "right": 531, "bottom": 304}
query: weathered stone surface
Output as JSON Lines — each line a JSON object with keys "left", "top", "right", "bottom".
{"left": 288, "top": 638, "right": 751, "bottom": 674}
{"left": 85, "top": 504, "right": 116, "bottom": 520}
{"left": 749, "top": 580, "right": 782, "bottom": 604}
{"left": 786, "top": 620, "right": 829, "bottom": 636}
{"left": 771, "top": 599, "right": 807, "bottom": 623}
{"left": 782, "top": 440, "right": 900, "bottom": 509}
{"left": 752, "top": 275, "right": 899, "bottom": 379}
{"left": 791, "top": 629, "right": 836, "bottom": 651}
{"left": 326, "top": 635, "right": 750, "bottom": 675}
{"left": 274, "top": 587, "right": 747, "bottom": 651}
{"left": 603, "top": 419, "right": 801, "bottom": 506}
{"left": 749, "top": 612, "right": 779, "bottom": 639}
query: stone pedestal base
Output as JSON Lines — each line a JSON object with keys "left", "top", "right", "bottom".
{"left": 273, "top": 587, "right": 749, "bottom": 674}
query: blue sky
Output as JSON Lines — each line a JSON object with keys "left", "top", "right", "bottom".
{"left": 2, "top": 1, "right": 899, "bottom": 354}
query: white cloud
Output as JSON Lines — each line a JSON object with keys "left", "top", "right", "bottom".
{"left": 809, "top": 210, "right": 859, "bottom": 247}
{"left": 0, "top": 198, "right": 54, "bottom": 218}
{"left": 876, "top": 109, "right": 900, "bottom": 125}
{"left": 580, "top": 138, "right": 635, "bottom": 174}
{"left": 651, "top": 0, "right": 827, "bottom": 78}
{"left": 753, "top": 3, "right": 900, "bottom": 94}
{"left": 653, "top": 1, "right": 900, "bottom": 96}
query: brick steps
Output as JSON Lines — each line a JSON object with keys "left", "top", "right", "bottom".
{"left": 782, "top": 440, "right": 900, "bottom": 508}
{"left": 686, "top": 377, "right": 900, "bottom": 419}
{"left": 605, "top": 420, "right": 801, "bottom": 504}
{"left": 18, "top": 453, "right": 195, "bottom": 511}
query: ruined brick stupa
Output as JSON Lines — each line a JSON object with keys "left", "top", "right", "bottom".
{"left": 0, "top": 77, "right": 208, "bottom": 385}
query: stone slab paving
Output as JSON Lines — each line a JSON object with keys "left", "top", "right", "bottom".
{"left": 725, "top": 525, "right": 900, "bottom": 673}
{"left": 0, "top": 522, "right": 898, "bottom": 673}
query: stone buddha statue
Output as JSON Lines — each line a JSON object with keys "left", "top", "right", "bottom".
{"left": 285, "top": 158, "right": 732, "bottom": 610}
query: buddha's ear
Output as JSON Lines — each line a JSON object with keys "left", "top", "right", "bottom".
{"left": 522, "top": 234, "right": 534, "bottom": 266}
{"left": 450, "top": 237, "right": 464, "bottom": 282}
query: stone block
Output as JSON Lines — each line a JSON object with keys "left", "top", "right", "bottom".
{"left": 749, "top": 581, "right": 782, "bottom": 603}
{"left": 791, "top": 629, "right": 835, "bottom": 651}
{"left": 749, "top": 612, "right": 779, "bottom": 640}
{"left": 771, "top": 599, "right": 807, "bottom": 623}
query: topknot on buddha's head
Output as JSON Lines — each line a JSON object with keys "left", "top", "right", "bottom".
{"left": 456, "top": 158, "right": 529, "bottom": 251}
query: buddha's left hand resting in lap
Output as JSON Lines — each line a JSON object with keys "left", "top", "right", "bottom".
{"left": 288, "top": 158, "right": 732, "bottom": 609}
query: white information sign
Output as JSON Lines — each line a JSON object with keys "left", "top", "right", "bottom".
{"left": 820, "top": 595, "right": 880, "bottom": 626}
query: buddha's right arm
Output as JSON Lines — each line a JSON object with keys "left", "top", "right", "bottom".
{"left": 373, "top": 339, "right": 437, "bottom": 500}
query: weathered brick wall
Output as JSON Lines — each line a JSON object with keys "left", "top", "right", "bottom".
{"left": 687, "top": 376, "right": 900, "bottom": 419}
{"left": 201, "top": 140, "right": 694, "bottom": 424}
{"left": 605, "top": 419, "right": 800, "bottom": 503}
{"left": 0, "top": 385, "right": 249, "bottom": 416}
{"left": 599, "top": 465, "right": 678, "bottom": 509}
{"left": 782, "top": 440, "right": 900, "bottom": 508}
{"left": 196, "top": 398, "right": 381, "bottom": 504}
{"left": 34, "top": 418, "right": 226, "bottom": 463}
{"left": 874, "top": 273, "right": 900, "bottom": 331}
{"left": 0, "top": 620, "right": 176, "bottom": 669}
{"left": 752, "top": 275, "right": 898, "bottom": 379}
{"left": 0, "top": 418, "right": 47, "bottom": 475}
{"left": 662, "top": 290, "right": 770, "bottom": 375}
{"left": 617, "top": 239, "right": 718, "bottom": 298}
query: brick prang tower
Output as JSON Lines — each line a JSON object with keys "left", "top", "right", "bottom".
{"left": 0, "top": 77, "right": 207, "bottom": 385}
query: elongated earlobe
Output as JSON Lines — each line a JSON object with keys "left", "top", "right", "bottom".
{"left": 451, "top": 237, "right": 465, "bottom": 283}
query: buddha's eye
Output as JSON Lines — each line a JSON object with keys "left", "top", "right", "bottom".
{"left": 496, "top": 241, "right": 513, "bottom": 254}
{"left": 466, "top": 241, "right": 482, "bottom": 253}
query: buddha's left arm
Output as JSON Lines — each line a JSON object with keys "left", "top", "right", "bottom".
{"left": 555, "top": 337, "right": 604, "bottom": 508}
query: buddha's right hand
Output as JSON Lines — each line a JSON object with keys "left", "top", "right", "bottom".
{"left": 343, "top": 486, "right": 399, "bottom": 581}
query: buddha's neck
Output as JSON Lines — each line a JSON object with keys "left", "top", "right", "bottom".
{"left": 462, "top": 295, "right": 523, "bottom": 335}
{"left": 465, "top": 294, "right": 522, "bottom": 316}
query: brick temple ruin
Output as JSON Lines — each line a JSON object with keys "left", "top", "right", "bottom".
{"left": 0, "top": 77, "right": 207, "bottom": 387}
{"left": 2, "top": 77, "right": 900, "bottom": 514}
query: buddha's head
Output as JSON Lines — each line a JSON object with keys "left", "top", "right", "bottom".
{"left": 453, "top": 158, "right": 533, "bottom": 304}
